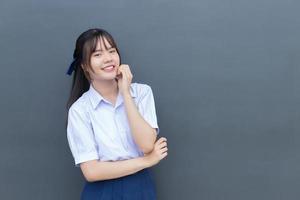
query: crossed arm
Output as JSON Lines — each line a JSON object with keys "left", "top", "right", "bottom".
{"left": 80, "top": 137, "right": 167, "bottom": 182}
{"left": 80, "top": 89, "right": 164, "bottom": 182}
{"left": 80, "top": 156, "right": 149, "bottom": 182}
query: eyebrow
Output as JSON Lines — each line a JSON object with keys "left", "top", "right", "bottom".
{"left": 94, "top": 47, "right": 115, "bottom": 52}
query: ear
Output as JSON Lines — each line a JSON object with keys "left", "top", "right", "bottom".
{"left": 81, "top": 64, "right": 88, "bottom": 72}
{"left": 81, "top": 65, "right": 92, "bottom": 81}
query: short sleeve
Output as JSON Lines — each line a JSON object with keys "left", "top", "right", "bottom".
{"left": 137, "top": 85, "right": 160, "bottom": 134}
{"left": 67, "top": 106, "right": 99, "bottom": 167}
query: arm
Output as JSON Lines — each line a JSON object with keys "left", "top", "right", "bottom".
{"left": 123, "top": 91, "right": 157, "bottom": 154}
{"left": 80, "top": 156, "right": 149, "bottom": 182}
{"left": 80, "top": 137, "right": 168, "bottom": 182}
{"left": 116, "top": 64, "right": 159, "bottom": 154}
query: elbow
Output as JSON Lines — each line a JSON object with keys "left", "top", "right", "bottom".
{"left": 84, "top": 173, "right": 96, "bottom": 183}
{"left": 139, "top": 129, "right": 157, "bottom": 154}
{"left": 83, "top": 169, "right": 96, "bottom": 183}
{"left": 80, "top": 161, "right": 97, "bottom": 182}
{"left": 140, "top": 143, "right": 154, "bottom": 154}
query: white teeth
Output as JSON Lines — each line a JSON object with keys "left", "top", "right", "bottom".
{"left": 102, "top": 65, "right": 114, "bottom": 71}
{"left": 103, "top": 65, "right": 114, "bottom": 69}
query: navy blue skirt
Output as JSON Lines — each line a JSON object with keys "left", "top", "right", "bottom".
{"left": 81, "top": 169, "right": 156, "bottom": 200}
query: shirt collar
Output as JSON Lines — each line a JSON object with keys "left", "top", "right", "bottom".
{"left": 88, "top": 84, "right": 137, "bottom": 109}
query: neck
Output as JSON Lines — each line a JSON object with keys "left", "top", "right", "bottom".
{"left": 91, "top": 79, "right": 118, "bottom": 98}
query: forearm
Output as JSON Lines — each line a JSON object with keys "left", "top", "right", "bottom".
{"left": 122, "top": 92, "right": 156, "bottom": 153}
{"left": 81, "top": 156, "right": 150, "bottom": 182}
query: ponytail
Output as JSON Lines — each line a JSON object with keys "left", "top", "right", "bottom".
{"left": 66, "top": 63, "right": 90, "bottom": 111}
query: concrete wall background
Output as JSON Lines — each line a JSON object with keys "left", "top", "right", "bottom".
{"left": 1, "top": 0, "right": 299, "bottom": 199}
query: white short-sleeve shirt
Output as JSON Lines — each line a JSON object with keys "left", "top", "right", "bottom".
{"left": 67, "top": 82, "right": 159, "bottom": 167}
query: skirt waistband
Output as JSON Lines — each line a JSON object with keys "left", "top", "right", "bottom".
{"left": 81, "top": 168, "right": 156, "bottom": 200}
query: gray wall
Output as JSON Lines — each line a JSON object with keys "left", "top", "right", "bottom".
{"left": 1, "top": 0, "right": 299, "bottom": 199}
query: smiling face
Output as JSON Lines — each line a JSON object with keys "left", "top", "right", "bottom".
{"left": 82, "top": 36, "right": 120, "bottom": 82}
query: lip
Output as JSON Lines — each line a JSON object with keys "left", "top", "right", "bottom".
{"left": 101, "top": 65, "right": 115, "bottom": 69}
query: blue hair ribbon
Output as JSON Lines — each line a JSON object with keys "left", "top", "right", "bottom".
{"left": 66, "top": 59, "right": 76, "bottom": 76}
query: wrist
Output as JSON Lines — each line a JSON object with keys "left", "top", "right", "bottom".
{"left": 140, "top": 156, "right": 152, "bottom": 168}
{"left": 122, "top": 90, "right": 131, "bottom": 98}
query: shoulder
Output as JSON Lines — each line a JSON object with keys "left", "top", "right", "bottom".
{"left": 68, "top": 92, "right": 91, "bottom": 118}
{"left": 131, "top": 82, "right": 153, "bottom": 98}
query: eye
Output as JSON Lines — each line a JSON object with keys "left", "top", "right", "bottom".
{"left": 94, "top": 53, "right": 101, "bottom": 57}
{"left": 109, "top": 49, "right": 116, "bottom": 53}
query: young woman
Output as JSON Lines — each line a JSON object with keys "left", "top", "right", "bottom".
{"left": 66, "top": 28, "right": 168, "bottom": 200}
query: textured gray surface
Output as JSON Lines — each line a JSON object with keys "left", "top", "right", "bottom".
{"left": 0, "top": 0, "right": 299, "bottom": 199}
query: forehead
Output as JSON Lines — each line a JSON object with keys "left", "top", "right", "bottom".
{"left": 96, "top": 36, "right": 113, "bottom": 50}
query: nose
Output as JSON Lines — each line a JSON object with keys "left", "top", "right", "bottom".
{"left": 103, "top": 51, "right": 113, "bottom": 63}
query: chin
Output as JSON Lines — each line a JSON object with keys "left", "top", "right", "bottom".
{"left": 102, "top": 75, "right": 117, "bottom": 81}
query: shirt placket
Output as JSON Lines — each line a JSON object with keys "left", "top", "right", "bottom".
{"left": 113, "top": 108, "right": 129, "bottom": 151}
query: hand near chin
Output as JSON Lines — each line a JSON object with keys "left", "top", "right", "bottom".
{"left": 116, "top": 64, "right": 133, "bottom": 96}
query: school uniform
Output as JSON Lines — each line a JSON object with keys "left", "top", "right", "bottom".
{"left": 67, "top": 82, "right": 159, "bottom": 200}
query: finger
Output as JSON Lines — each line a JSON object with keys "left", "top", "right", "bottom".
{"left": 121, "top": 65, "right": 132, "bottom": 78}
{"left": 157, "top": 137, "right": 167, "bottom": 142}
{"left": 156, "top": 137, "right": 167, "bottom": 144}
{"left": 155, "top": 141, "right": 166, "bottom": 148}
{"left": 116, "top": 72, "right": 122, "bottom": 80}
{"left": 126, "top": 70, "right": 132, "bottom": 80}
{"left": 117, "top": 68, "right": 122, "bottom": 75}
{"left": 117, "top": 65, "right": 122, "bottom": 73}
{"left": 157, "top": 141, "right": 167, "bottom": 149}
{"left": 155, "top": 140, "right": 163, "bottom": 147}
{"left": 116, "top": 69, "right": 121, "bottom": 77}
{"left": 119, "top": 64, "right": 127, "bottom": 73}
{"left": 122, "top": 70, "right": 129, "bottom": 82}
{"left": 116, "top": 67, "right": 125, "bottom": 80}
{"left": 161, "top": 152, "right": 168, "bottom": 158}
{"left": 123, "top": 66, "right": 132, "bottom": 80}
{"left": 160, "top": 147, "right": 168, "bottom": 153}
{"left": 157, "top": 144, "right": 167, "bottom": 151}
{"left": 125, "top": 65, "right": 133, "bottom": 78}
{"left": 116, "top": 67, "right": 122, "bottom": 78}
{"left": 122, "top": 68, "right": 129, "bottom": 79}
{"left": 118, "top": 65, "right": 128, "bottom": 77}
{"left": 122, "top": 64, "right": 129, "bottom": 70}
{"left": 118, "top": 65, "right": 124, "bottom": 73}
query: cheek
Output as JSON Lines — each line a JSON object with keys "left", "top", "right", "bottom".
{"left": 90, "top": 57, "right": 103, "bottom": 67}
{"left": 115, "top": 54, "right": 121, "bottom": 65}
